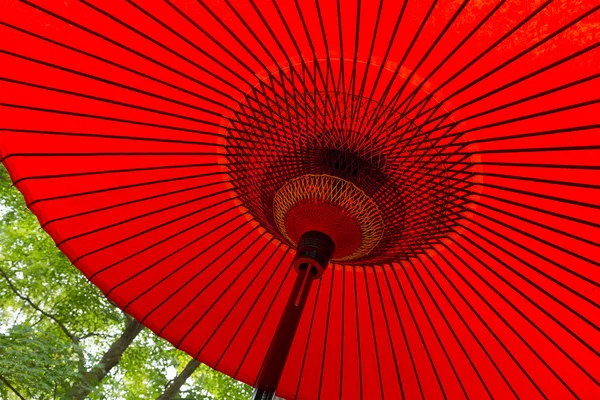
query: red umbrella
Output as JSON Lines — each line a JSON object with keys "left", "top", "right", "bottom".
{"left": 1, "top": 0, "right": 599, "bottom": 398}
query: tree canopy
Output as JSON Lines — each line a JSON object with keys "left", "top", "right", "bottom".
{"left": 0, "top": 166, "right": 252, "bottom": 399}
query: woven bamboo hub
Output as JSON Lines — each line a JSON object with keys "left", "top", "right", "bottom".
{"left": 273, "top": 174, "right": 384, "bottom": 261}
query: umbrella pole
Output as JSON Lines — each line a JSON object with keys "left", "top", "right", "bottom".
{"left": 253, "top": 231, "right": 335, "bottom": 400}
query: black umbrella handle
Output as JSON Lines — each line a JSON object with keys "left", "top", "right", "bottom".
{"left": 253, "top": 232, "right": 335, "bottom": 400}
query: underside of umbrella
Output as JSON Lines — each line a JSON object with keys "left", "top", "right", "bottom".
{"left": 1, "top": 0, "right": 599, "bottom": 399}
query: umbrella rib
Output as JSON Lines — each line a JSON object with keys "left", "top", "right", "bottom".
{"left": 461, "top": 144, "right": 600, "bottom": 155}
{"left": 475, "top": 191, "right": 600, "bottom": 230}
{"left": 443, "top": 239, "right": 591, "bottom": 395}
{"left": 359, "top": 0, "right": 441, "bottom": 137}
{"left": 233, "top": 257, "right": 295, "bottom": 378}
{"left": 90, "top": 206, "right": 245, "bottom": 283}
{"left": 404, "top": 257, "right": 495, "bottom": 399}
{"left": 464, "top": 215, "right": 600, "bottom": 303}
{"left": 18, "top": 0, "right": 231, "bottom": 101}
{"left": 381, "top": 267, "right": 425, "bottom": 399}
{"left": 130, "top": 222, "right": 259, "bottom": 318}
{"left": 408, "top": 161, "right": 600, "bottom": 192}
{"left": 347, "top": 0, "right": 361, "bottom": 122}
{"left": 365, "top": 0, "right": 466, "bottom": 139}
{"left": 463, "top": 201, "right": 600, "bottom": 269}
{"left": 376, "top": 0, "right": 508, "bottom": 137}
{"left": 211, "top": 247, "right": 291, "bottom": 368}
{"left": 102, "top": 214, "right": 252, "bottom": 303}
{"left": 446, "top": 161, "right": 600, "bottom": 171}
{"left": 335, "top": 0, "right": 347, "bottom": 126}
{"left": 396, "top": 261, "right": 470, "bottom": 399}
{"left": 1, "top": 131, "right": 233, "bottom": 155}
{"left": 1, "top": 75, "right": 319, "bottom": 144}
{"left": 389, "top": 0, "right": 571, "bottom": 129}
{"left": 383, "top": 40, "right": 600, "bottom": 140}
{"left": 350, "top": 0, "right": 383, "bottom": 126}
{"left": 352, "top": 268, "right": 364, "bottom": 399}
{"left": 0, "top": 48, "right": 235, "bottom": 116}
{"left": 371, "top": 268, "right": 406, "bottom": 399}
{"left": 389, "top": 93, "right": 598, "bottom": 194}
{"left": 428, "top": 250, "right": 548, "bottom": 398}
{"left": 124, "top": 0, "right": 257, "bottom": 90}
{"left": 439, "top": 3, "right": 599, "bottom": 115}
{"left": 467, "top": 124, "right": 600, "bottom": 145}
{"left": 397, "top": 162, "right": 600, "bottom": 213}
{"left": 165, "top": 0, "right": 288, "bottom": 100}
{"left": 395, "top": 173, "right": 600, "bottom": 293}
{"left": 0, "top": 65, "right": 301, "bottom": 140}
{"left": 42, "top": 179, "right": 232, "bottom": 230}
{"left": 317, "top": 266, "right": 336, "bottom": 400}
{"left": 436, "top": 51, "right": 600, "bottom": 130}
{"left": 453, "top": 99, "right": 600, "bottom": 139}
{"left": 0, "top": 53, "right": 232, "bottom": 117}
{"left": 278, "top": 0, "right": 341, "bottom": 146}
{"left": 0, "top": 103, "right": 229, "bottom": 139}
{"left": 174, "top": 237, "right": 278, "bottom": 348}
{"left": 416, "top": 254, "right": 520, "bottom": 398}
{"left": 294, "top": 278, "right": 323, "bottom": 399}
{"left": 11, "top": 2, "right": 304, "bottom": 132}
{"left": 24, "top": 171, "right": 232, "bottom": 208}
{"left": 208, "top": 0, "right": 313, "bottom": 99}
{"left": 386, "top": 62, "right": 600, "bottom": 149}
{"left": 291, "top": 0, "right": 340, "bottom": 133}
{"left": 2, "top": 151, "right": 224, "bottom": 158}
{"left": 247, "top": 0, "right": 319, "bottom": 98}
{"left": 10, "top": 160, "right": 226, "bottom": 186}
{"left": 355, "top": 0, "right": 409, "bottom": 132}
{"left": 338, "top": 267, "right": 347, "bottom": 400}
{"left": 0, "top": 21, "right": 239, "bottom": 112}
{"left": 460, "top": 207, "right": 600, "bottom": 292}
{"left": 242, "top": 0, "right": 326, "bottom": 156}
{"left": 386, "top": 131, "right": 597, "bottom": 234}
{"left": 77, "top": 0, "right": 247, "bottom": 98}
{"left": 77, "top": 198, "right": 241, "bottom": 270}
{"left": 481, "top": 180, "right": 600, "bottom": 211}
{"left": 399, "top": 23, "right": 598, "bottom": 143}
{"left": 388, "top": 262, "right": 449, "bottom": 399}
{"left": 381, "top": 3, "right": 583, "bottom": 147}
{"left": 314, "top": 0, "right": 342, "bottom": 124}
{"left": 268, "top": 0, "right": 332, "bottom": 143}
{"left": 57, "top": 186, "right": 237, "bottom": 246}
{"left": 191, "top": 0, "right": 314, "bottom": 120}
{"left": 468, "top": 196, "right": 600, "bottom": 249}
{"left": 362, "top": 267, "right": 391, "bottom": 400}
{"left": 386, "top": 123, "right": 463, "bottom": 193}
{"left": 457, "top": 226, "right": 600, "bottom": 357}
{"left": 147, "top": 229, "right": 265, "bottom": 330}
{"left": 407, "top": 174, "right": 600, "bottom": 302}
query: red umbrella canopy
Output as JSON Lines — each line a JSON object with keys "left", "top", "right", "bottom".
{"left": 1, "top": 0, "right": 599, "bottom": 398}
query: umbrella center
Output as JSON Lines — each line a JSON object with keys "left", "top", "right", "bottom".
{"left": 273, "top": 174, "right": 384, "bottom": 261}
{"left": 223, "top": 61, "right": 476, "bottom": 265}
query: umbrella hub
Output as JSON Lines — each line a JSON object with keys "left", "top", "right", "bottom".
{"left": 273, "top": 174, "right": 384, "bottom": 263}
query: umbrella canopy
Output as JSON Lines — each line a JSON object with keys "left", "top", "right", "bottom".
{"left": 1, "top": 0, "right": 599, "bottom": 398}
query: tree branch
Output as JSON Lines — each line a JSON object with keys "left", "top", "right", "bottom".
{"left": 0, "top": 267, "right": 78, "bottom": 344}
{"left": 0, "top": 266, "right": 89, "bottom": 376}
{"left": 0, "top": 373, "right": 26, "bottom": 400}
{"left": 70, "top": 317, "right": 143, "bottom": 400}
{"left": 157, "top": 358, "right": 201, "bottom": 400}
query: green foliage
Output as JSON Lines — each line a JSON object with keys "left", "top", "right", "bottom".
{"left": 0, "top": 325, "right": 80, "bottom": 399}
{"left": 199, "top": 364, "right": 253, "bottom": 400}
{"left": 0, "top": 166, "right": 251, "bottom": 399}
